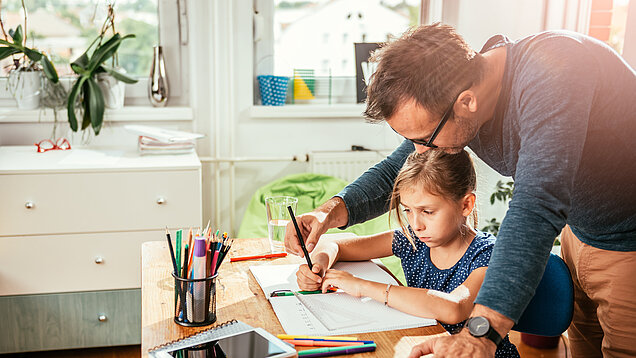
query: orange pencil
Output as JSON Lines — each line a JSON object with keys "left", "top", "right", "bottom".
{"left": 230, "top": 252, "right": 288, "bottom": 262}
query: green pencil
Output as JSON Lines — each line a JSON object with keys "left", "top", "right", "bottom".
{"left": 271, "top": 289, "right": 335, "bottom": 297}
{"left": 297, "top": 343, "right": 377, "bottom": 356}
{"left": 175, "top": 229, "right": 182, "bottom": 306}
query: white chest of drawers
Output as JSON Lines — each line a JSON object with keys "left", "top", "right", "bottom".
{"left": 0, "top": 146, "right": 202, "bottom": 353}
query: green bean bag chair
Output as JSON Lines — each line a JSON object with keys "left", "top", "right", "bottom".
{"left": 237, "top": 173, "right": 405, "bottom": 284}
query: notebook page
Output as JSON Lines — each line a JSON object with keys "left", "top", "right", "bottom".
{"left": 249, "top": 262, "right": 436, "bottom": 335}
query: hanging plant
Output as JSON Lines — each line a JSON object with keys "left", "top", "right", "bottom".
{"left": 67, "top": 5, "right": 137, "bottom": 135}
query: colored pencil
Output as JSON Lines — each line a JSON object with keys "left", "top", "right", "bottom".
{"left": 297, "top": 343, "right": 376, "bottom": 357}
{"left": 283, "top": 340, "right": 364, "bottom": 347}
{"left": 277, "top": 335, "right": 359, "bottom": 341}
{"left": 230, "top": 252, "right": 287, "bottom": 262}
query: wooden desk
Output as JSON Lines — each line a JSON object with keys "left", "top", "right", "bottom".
{"left": 141, "top": 239, "right": 447, "bottom": 357}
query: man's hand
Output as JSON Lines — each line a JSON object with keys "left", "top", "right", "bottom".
{"left": 408, "top": 304, "right": 514, "bottom": 358}
{"left": 284, "top": 197, "right": 348, "bottom": 257}
{"left": 408, "top": 330, "right": 496, "bottom": 358}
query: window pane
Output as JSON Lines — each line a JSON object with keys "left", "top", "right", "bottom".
{"left": 273, "top": 0, "right": 420, "bottom": 77}
{"left": 609, "top": 0, "right": 630, "bottom": 54}
{"left": 0, "top": 0, "right": 158, "bottom": 77}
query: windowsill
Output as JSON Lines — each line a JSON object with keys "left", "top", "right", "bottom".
{"left": 249, "top": 103, "right": 366, "bottom": 119}
{"left": 0, "top": 106, "right": 193, "bottom": 123}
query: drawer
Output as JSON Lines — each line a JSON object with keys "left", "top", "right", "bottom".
{"left": 0, "top": 289, "right": 141, "bottom": 353}
{"left": 0, "top": 169, "right": 201, "bottom": 236}
{"left": 0, "top": 231, "right": 163, "bottom": 296}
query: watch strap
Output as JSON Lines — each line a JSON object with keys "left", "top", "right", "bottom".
{"left": 484, "top": 326, "right": 503, "bottom": 347}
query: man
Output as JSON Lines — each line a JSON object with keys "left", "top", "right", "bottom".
{"left": 285, "top": 23, "right": 636, "bottom": 357}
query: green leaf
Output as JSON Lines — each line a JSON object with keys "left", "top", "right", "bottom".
{"left": 70, "top": 52, "right": 89, "bottom": 74}
{"left": 40, "top": 56, "right": 59, "bottom": 83}
{"left": 0, "top": 39, "right": 17, "bottom": 47}
{"left": 86, "top": 78, "right": 105, "bottom": 135}
{"left": 10, "top": 25, "right": 23, "bottom": 46}
{"left": 0, "top": 47, "right": 20, "bottom": 61}
{"left": 80, "top": 81, "right": 91, "bottom": 130}
{"left": 67, "top": 77, "right": 86, "bottom": 132}
{"left": 23, "top": 47, "right": 42, "bottom": 62}
{"left": 100, "top": 65, "right": 138, "bottom": 84}
{"left": 88, "top": 34, "right": 135, "bottom": 72}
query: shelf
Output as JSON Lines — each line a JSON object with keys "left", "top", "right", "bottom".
{"left": 0, "top": 106, "right": 193, "bottom": 123}
{"left": 249, "top": 103, "right": 366, "bottom": 119}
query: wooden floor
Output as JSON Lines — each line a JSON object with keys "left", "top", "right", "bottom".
{"left": 0, "top": 332, "right": 568, "bottom": 357}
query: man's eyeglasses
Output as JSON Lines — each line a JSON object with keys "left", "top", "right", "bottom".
{"left": 34, "top": 138, "right": 71, "bottom": 153}
{"left": 393, "top": 88, "right": 467, "bottom": 149}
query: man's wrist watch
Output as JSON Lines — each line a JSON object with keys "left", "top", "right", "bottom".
{"left": 464, "top": 316, "right": 503, "bottom": 347}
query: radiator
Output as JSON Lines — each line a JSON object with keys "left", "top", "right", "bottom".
{"left": 308, "top": 150, "right": 390, "bottom": 182}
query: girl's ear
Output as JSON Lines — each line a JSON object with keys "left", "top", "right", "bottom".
{"left": 461, "top": 193, "right": 476, "bottom": 217}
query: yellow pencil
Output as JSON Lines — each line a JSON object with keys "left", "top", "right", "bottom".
{"left": 276, "top": 334, "right": 358, "bottom": 341}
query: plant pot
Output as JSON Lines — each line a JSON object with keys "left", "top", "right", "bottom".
{"left": 520, "top": 332, "right": 561, "bottom": 349}
{"left": 8, "top": 70, "right": 42, "bottom": 109}
{"left": 96, "top": 72, "right": 126, "bottom": 109}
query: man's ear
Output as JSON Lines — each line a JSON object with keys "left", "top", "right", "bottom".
{"left": 457, "top": 90, "right": 477, "bottom": 114}
{"left": 462, "top": 192, "right": 476, "bottom": 217}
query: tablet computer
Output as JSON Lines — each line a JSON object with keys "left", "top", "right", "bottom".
{"left": 149, "top": 322, "right": 296, "bottom": 358}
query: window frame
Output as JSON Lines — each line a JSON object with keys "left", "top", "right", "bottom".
{"left": 0, "top": 0, "right": 189, "bottom": 108}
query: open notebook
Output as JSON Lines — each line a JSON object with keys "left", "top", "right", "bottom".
{"left": 249, "top": 261, "right": 436, "bottom": 336}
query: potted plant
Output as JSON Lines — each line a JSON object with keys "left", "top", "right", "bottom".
{"left": 0, "top": 23, "right": 59, "bottom": 109}
{"left": 67, "top": 4, "right": 137, "bottom": 135}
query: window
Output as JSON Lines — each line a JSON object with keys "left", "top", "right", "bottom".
{"left": 0, "top": 0, "right": 158, "bottom": 77}
{"left": 255, "top": 0, "right": 420, "bottom": 105}
{"left": 270, "top": 0, "right": 419, "bottom": 77}
{"left": 0, "top": 0, "right": 188, "bottom": 107}
{"left": 608, "top": 0, "right": 630, "bottom": 54}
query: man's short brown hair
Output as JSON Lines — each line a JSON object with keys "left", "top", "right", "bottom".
{"left": 364, "top": 23, "right": 484, "bottom": 123}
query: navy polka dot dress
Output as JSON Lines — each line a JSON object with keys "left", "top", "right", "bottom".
{"left": 392, "top": 228, "right": 520, "bottom": 358}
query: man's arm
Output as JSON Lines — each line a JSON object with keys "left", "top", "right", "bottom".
{"left": 285, "top": 139, "right": 414, "bottom": 255}
{"left": 336, "top": 139, "right": 414, "bottom": 228}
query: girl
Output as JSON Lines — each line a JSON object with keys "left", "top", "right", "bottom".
{"left": 296, "top": 150, "right": 519, "bottom": 358}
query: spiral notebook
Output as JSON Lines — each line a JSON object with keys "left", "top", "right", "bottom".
{"left": 249, "top": 261, "right": 436, "bottom": 336}
{"left": 148, "top": 320, "right": 296, "bottom": 358}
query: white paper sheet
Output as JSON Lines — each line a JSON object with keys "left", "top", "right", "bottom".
{"left": 249, "top": 261, "right": 436, "bottom": 336}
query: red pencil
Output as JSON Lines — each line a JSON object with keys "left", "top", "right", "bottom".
{"left": 283, "top": 339, "right": 362, "bottom": 347}
{"left": 230, "top": 252, "right": 287, "bottom": 262}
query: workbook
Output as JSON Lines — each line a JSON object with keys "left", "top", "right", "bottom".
{"left": 249, "top": 261, "right": 436, "bottom": 336}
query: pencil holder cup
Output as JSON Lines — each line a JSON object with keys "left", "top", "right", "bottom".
{"left": 257, "top": 75, "right": 289, "bottom": 106}
{"left": 172, "top": 272, "right": 218, "bottom": 327}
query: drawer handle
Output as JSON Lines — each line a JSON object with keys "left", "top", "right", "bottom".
{"left": 25, "top": 201, "right": 35, "bottom": 209}
{"left": 156, "top": 197, "right": 166, "bottom": 205}
{"left": 98, "top": 314, "right": 108, "bottom": 322}
{"left": 95, "top": 256, "right": 104, "bottom": 264}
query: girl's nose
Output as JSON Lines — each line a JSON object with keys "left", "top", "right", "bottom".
{"left": 410, "top": 214, "right": 426, "bottom": 231}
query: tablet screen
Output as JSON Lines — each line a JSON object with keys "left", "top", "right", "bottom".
{"left": 162, "top": 330, "right": 292, "bottom": 358}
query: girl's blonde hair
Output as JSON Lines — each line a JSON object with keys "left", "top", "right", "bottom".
{"left": 390, "top": 149, "right": 477, "bottom": 249}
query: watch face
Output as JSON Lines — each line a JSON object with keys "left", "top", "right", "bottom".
{"left": 468, "top": 316, "right": 490, "bottom": 336}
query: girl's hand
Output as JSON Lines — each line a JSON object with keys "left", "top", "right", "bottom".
{"left": 321, "top": 269, "right": 364, "bottom": 297}
{"left": 296, "top": 263, "right": 324, "bottom": 291}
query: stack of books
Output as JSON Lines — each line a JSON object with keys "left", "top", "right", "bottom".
{"left": 125, "top": 125, "right": 204, "bottom": 155}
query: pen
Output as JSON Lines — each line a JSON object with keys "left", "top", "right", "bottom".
{"left": 287, "top": 205, "right": 313, "bottom": 269}
{"left": 283, "top": 340, "right": 366, "bottom": 347}
{"left": 230, "top": 252, "right": 287, "bottom": 262}
{"left": 277, "top": 335, "right": 359, "bottom": 341}
{"left": 297, "top": 343, "right": 376, "bottom": 357}
{"left": 166, "top": 228, "right": 178, "bottom": 274}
